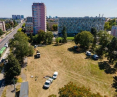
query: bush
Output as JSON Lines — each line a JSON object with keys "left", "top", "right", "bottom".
{"left": 59, "top": 82, "right": 103, "bottom": 97}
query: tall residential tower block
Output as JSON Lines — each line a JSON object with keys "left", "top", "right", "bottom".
{"left": 32, "top": 3, "right": 46, "bottom": 34}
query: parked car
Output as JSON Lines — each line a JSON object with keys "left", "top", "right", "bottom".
{"left": 4, "top": 43, "right": 8, "bottom": 48}
{"left": 47, "top": 77, "right": 53, "bottom": 83}
{"left": 36, "top": 50, "right": 40, "bottom": 58}
{"left": 53, "top": 72, "right": 58, "bottom": 79}
{"left": 43, "top": 80, "right": 51, "bottom": 89}
{"left": 93, "top": 54, "right": 99, "bottom": 60}
{"left": 86, "top": 51, "right": 91, "bottom": 56}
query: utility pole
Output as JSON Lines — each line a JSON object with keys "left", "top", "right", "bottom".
{"left": 13, "top": 78, "right": 16, "bottom": 97}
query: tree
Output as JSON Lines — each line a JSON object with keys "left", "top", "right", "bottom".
{"left": 28, "top": 45, "right": 34, "bottom": 56}
{"left": 104, "top": 22, "right": 110, "bottom": 30}
{"left": 91, "top": 28, "right": 97, "bottom": 49}
{"left": 52, "top": 24, "right": 58, "bottom": 31}
{"left": 55, "top": 37, "right": 59, "bottom": 45}
{"left": 29, "top": 33, "right": 33, "bottom": 43}
{"left": 61, "top": 27, "right": 67, "bottom": 43}
{"left": 4, "top": 53, "right": 21, "bottom": 84}
{"left": 107, "top": 37, "right": 117, "bottom": 63}
{"left": 9, "top": 31, "right": 30, "bottom": 63}
{"left": 37, "top": 30, "right": 46, "bottom": 44}
{"left": 45, "top": 31, "right": 53, "bottom": 44}
{"left": 95, "top": 31, "right": 113, "bottom": 57}
{"left": 22, "top": 23, "right": 25, "bottom": 28}
{"left": 0, "top": 29, "right": 4, "bottom": 36}
{"left": 59, "top": 82, "right": 103, "bottom": 97}
{"left": 74, "top": 31, "right": 93, "bottom": 49}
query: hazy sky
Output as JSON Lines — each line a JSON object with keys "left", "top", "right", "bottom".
{"left": 0, "top": 0, "right": 117, "bottom": 18}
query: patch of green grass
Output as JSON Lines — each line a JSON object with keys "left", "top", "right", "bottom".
{"left": 58, "top": 37, "right": 74, "bottom": 40}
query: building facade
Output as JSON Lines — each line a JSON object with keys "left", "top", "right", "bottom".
{"left": 27, "top": 17, "right": 33, "bottom": 22}
{"left": 58, "top": 17, "right": 106, "bottom": 36}
{"left": 111, "top": 26, "right": 117, "bottom": 37}
{"left": 12, "top": 15, "right": 24, "bottom": 20}
{"left": 0, "top": 21, "right": 6, "bottom": 31}
{"left": 12, "top": 15, "right": 17, "bottom": 20}
{"left": 32, "top": 3, "right": 46, "bottom": 34}
{"left": 21, "top": 15, "right": 24, "bottom": 19}
{"left": 25, "top": 22, "right": 33, "bottom": 34}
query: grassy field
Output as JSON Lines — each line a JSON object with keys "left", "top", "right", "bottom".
{"left": 58, "top": 37, "right": 74, "bottom": 40}
{"left": 24, "top": 42, "right": 115, "bottom": 97}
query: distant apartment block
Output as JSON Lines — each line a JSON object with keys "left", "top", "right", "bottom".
{"left": 21, "top": 15, "right": 24, "bottom": 19}
{"left": 58, "top": 16, "right": 106, "bottom": 36}
{"left": 111, "top": 26, "right": 117, "bottom": 37}
{"left": 12, "top": 15, "right": 24, "bottom": 20}
{"left": 32, "top": 3, "right": 46, "bottom": 34}
{"left": 0, "top": 21, "right": 6, "bottom": 31}
{"left": 27, "top": 17, "right": 33, "bottom": 22}
{"left": 26, "top": 22, "right": 33, "bottom": 34}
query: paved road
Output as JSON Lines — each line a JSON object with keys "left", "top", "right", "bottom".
{"left": 0, "top": 23, "right": 23, "bottom": 50}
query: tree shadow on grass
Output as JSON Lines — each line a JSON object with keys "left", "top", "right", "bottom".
{"left": 98, "top": 61, "right": 116, "bottom": 74}
{"left": 67, "top": 46, "right": 85, "bottom": 54}
{"left": 53, "top": 43, "right": 64, "bottom": 46}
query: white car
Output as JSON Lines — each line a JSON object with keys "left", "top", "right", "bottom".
{"left": 47, "top": 77, "right": 53, "bottom": 83}
{"left": 53, "top": 72, "right": 58, "bottom": 79}
{"left": 4, "top": 43, "right": 8, "bottom": 48}
{"left": 43, "top": 80, "right": 51, "bottom": 89}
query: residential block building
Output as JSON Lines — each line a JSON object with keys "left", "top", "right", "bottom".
{"left": 58, "top": 16, "right": 106, "bottom": 36}
{"left": 111, "top": 26, "right": 117, "bottom": 37}
{"left": 27, "top": 17, "right": 33, "bottom": 22}
{"left": 25, "top": 22, "right": 33, "bottom": 34}
{"left": 32, "top": 3, "right": 46, "bottom": 34}
{"left": 0, "top": 21, "right": 6, "bottom": 31}
{"left": 12, "top": 15, "right": 24, "bottom": 20}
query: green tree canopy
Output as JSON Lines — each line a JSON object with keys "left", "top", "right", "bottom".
{"left": 52, "top": 24, "right": 58, "bottom": 31}
{"left": 107, "top": 37, "right": 117, "bottom": 63}
{"left": 45, "top": 31, "right": 53, "bottom": 44}
{"left": 59, "top": 82, "right": 103, "bottom": 97}
{"left": 95, "top": 31, "right": 113, "bottom": 57}
{"left": 37, "top": 30, "right": 46, "bottom": 44}
{"left": 4, "top": 53, "right": 21, "bottom": 84}
{"left": 74, "top": 31, "right": 93, "bottom": 49}
{"left": 62, "top": 27, "right": 67, "bottom": 43}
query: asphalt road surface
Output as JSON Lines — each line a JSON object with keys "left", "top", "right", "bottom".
{"left": 0, "top": 23, "right": 23, "bottom": 50}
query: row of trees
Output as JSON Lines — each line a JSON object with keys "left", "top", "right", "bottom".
{"left": 29, "top": 30, "right": 53, "bottom": 44}
{"left": 74, "top": 28, "right": 117, "bottom": 62}
{"left": 4, "top": 29, "right": 34, "bottom": 84}
{"left": 5, "top": 20, "right": 18, "bottom": 30}
{"left": 49, "top": 82, "right": 103, "bottom": 97}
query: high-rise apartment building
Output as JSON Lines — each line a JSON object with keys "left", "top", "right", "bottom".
{"left": 32, "top": 3, "right": 46, "bottom": 34}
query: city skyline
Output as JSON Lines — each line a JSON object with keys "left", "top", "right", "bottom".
{"left": 0, "top": 0, "right": 117, "bottom": 18}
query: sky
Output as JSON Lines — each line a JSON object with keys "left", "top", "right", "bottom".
{"left": 0, "top": 0, "right": 117, "bottom": 18}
